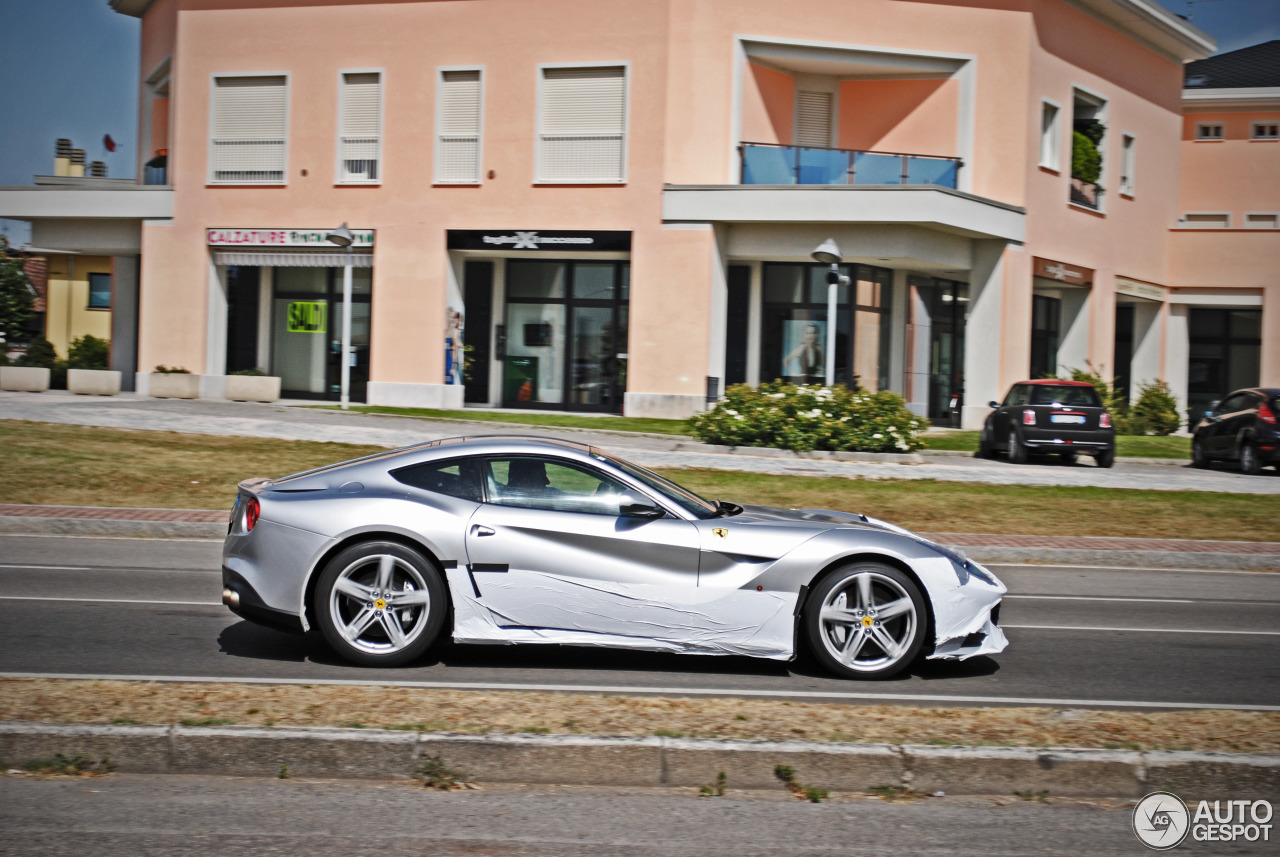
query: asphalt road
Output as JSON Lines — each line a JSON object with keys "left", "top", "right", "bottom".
{"left": 2, "top": 534, "right": 1278, "bottom": 710}
{"left": 6, "top": 775, "right": 1259, "bottom": 857}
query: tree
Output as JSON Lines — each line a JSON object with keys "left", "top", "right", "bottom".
{"left": 0, "top": 235, "right": 37, "bottom": 345}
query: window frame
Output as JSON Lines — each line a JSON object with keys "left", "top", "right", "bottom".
{"left": 208, "top": 71, "right": 290, "bottom": 186}
{"left": 534, "top": 61, "right": 631, "bottom": 185}
{"left": 1179, "top": 212, "right": 1232, "bottom": 229}
{"left": 87, "top": 272, "right": 112, "bottom": 310}
{"left": 334, "top": 68, "right": 384, "bottom": 186}
{"left": 1245, "top": 212, "right": 1280, "bottom": 229}
{"left": 1039, "top": 98, "right": 1062, "bottom": 171}
{"left": 1250, "top": 121, "right": 1279, "bottom": 141}
{"left": 434, "top": 65, "right": 485, "bottom": 185}
{"left": 1194, "top": 122, "right": 1225, "bottom": 142}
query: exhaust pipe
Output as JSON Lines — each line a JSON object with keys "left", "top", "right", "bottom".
{"left": 221, "top": 588, "right": 240, "bottom": 608}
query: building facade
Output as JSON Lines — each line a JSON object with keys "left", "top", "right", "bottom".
{"left": 1, "top": 0, "right": 1274, "bottom": 426}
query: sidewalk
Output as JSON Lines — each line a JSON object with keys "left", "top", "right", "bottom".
{"left": 3, "top": 390, "right": 1278, "bottom": 494}
{"left": 2, "top": 503, "right": 1275, "bottom": 569}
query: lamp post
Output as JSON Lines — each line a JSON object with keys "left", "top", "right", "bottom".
{"left": 810, "top": 238, "right": 849, "bottom": 387}
{"left": 326, "top": 222, "right": 354, "bottom": 410}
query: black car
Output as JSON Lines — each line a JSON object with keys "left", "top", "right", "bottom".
{"left": 1191, "top": 387, "right": 1280, "bottom": 475}
{"left": 979, "top": 380, "right": 1116, "bottom": 467}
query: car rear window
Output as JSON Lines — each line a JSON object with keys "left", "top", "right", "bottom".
{"left": 1028, "top": 385, "right": 1101, "bottom": 407}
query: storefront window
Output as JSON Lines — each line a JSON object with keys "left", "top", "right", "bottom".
{"left": 1188, "top": 308, "right": 1262, "bottom": 419}
{"left": 266, "top": 265, "right": 373, "bottom": 401}
{"left": 909, "top": 276, "right": 968, "bottom": 423}
{"left": 1030, "top": 294, "right": 1061, "bottom": 380}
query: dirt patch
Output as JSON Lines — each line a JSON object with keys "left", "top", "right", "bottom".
{"left": 2, "top": 679, "right": 1277, "bottom": 754}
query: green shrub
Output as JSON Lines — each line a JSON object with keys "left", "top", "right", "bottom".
{"left": 68, "top": 334, "right": 110, "bottom": 370}
{"left": 1071, "top": 130, "right": 1102, "bottom": 186}
{"left": 153, "top": 365, "right": 191, "bottom": 374}
{"left": 230, "top": 367, "right": 268, "bottom": 376}
{"left": 688, "top": 380, "right": 929, "bottom": 453}
{"left": 1130, "top": 380, "right": 1181, "bottom": 436}
{"left": 15, "top": 337, "right": 57, "bottom": 368}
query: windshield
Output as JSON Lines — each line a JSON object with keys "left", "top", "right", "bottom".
{"left": 592, "top": 450, "right": 720, "bottom": 519}
{"left": 1028, "top": 385, "right": 1101, "bottom": 407}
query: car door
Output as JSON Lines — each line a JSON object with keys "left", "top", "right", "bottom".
{"left": 462, "top": 454, "right": 702, "bottom": 638}
{"left": 993, "top": 384, "right": 1025, "bottom": 447}
{"left": 1207, "top": 392, "right": 1253, "bottom": 457}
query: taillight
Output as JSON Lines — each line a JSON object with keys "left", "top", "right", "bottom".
{"left": 1260, "top": 403, "right": 1278, "bottom": 425}
{"left": 1100, "top": 413, "right": 1112, "bottom": 429}
{"left": 1022, "top": 409, "right": 1036, "bottom": 426}
{"left": 244, "top": 497, "right": 260, "bottom": 532}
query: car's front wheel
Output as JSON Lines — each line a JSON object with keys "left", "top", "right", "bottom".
{"left": 314, "top": 540, "right": 447, "bottom": 667}
{"left": 805, "top": 563, "right": 927, "bottom": 680}
{"left": 1191, "top": 438, "right": 1209, "bottom": 469}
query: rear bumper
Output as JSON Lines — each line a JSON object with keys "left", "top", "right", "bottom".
{"left": 221, "top": 566, "right": 305, "bottom": 634}
{"left": 1021, "top": 428, "right": 1113, "bottom": 452}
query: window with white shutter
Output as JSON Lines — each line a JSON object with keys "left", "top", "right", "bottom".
{"left": 211, "top": 75, "right": 288, "bottom": 184}
{"left": 795, "top": 90, "right": 833, "bottom": 149}
{"left": 339, "top": 72, "right": 382, "bottom": 183}
{"left": 537, "top": 65, "right": 627, "bottom": 183}
{"left": 436, "top": 69, "right": 482, "bottom": 184}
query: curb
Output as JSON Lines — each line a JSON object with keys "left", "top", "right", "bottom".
{"left": 2, "top": 723, "right": 1276, "bottom": 798}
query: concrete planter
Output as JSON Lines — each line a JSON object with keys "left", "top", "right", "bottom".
{"left": 148, "top": 372, "right": 201, "bottom": 399}
{"left": 67, "top": 369, "right": 122, "bottom": 396}
{"left": 0, "top": 366, "right": 51, "bottom": 392}
{"left": 224, "top": 374, "right": 281, "bottom": 403}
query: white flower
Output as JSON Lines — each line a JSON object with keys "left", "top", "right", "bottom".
{"left": 801, "top": 408, "right": 823, "bottom": 419}
{"left": 735, "top": 415, "right": 744, "bottom": 421}
{"left": 873, "top": 433, "right": 883, "bottom": 439}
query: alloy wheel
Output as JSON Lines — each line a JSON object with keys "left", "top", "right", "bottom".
{"left": 328, "top": 553, "right": 433, "bottom": 655}
{"left": 816, "top": 570, "right": 918, "bottom": 674}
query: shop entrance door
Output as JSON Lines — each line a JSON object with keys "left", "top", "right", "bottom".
{"left": 503, "top": 260, "right": 629, "bottom": 412}
{"left": 270, "top": 266, "right": 372, "bottom": 402}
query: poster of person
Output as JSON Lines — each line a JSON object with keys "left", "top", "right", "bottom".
{"left": 444, "top": 308, "right": 464, "bottom": 385}
{"left": 782, "top": 319, "right": 825, "bottom": 383}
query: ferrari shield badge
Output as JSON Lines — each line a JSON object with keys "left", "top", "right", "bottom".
{"left": 712, "top": 527, "right": 728, "bottom": 538}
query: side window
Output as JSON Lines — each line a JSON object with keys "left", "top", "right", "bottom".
{"left": 1218, "top": 393, "right": 1250, "bottom": 414}
{"left": 483, "top": 456, "right": 633, "bottom": 515}
{"left": 393, "top": 457, "right": 483, "bottom": 502}
{"left": 1005, "top": 386, "right": 1027, "bottom": 407}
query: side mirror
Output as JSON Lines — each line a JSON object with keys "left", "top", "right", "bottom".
{"left": 619, "top": 495, "right": 665, "bottom": 519}
{"left": 988, "top": 401, "right": 1000, "bottom": 409}
{"left": 1208, "top": 400, "right": 1221, "bottom": 414}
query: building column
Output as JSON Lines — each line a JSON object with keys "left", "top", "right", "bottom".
{"left": 961, "top": 239, "right": 1007, "bottom": 429}
{"left": 1263, "top": 284, "right": 1280, "bottom": 388}
{"left": 1165, "top": 303, "right": 1190, "bottom": 430}
{"left": 109, "top": 255, "right": 139, "bottom": 391}
{"left": 1128, "top": 299, "right": 1161, "bottom": 394}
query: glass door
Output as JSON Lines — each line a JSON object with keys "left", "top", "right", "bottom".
{"left": 270, "top": 265, "right": 372, "bottom": 401}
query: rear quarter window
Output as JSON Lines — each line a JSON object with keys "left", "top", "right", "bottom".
{"left": 393, "top": 457, "right": 483, "bottom": 502}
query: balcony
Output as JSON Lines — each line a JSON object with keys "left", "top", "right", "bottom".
{"left": 741, "top": 142, "right": 961, "bottom": 189}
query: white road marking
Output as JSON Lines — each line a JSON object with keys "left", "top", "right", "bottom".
{"left": 1004, "top": 595, "right": 1196, "bottom": 604}
{"left": 1003, "top": 623, "right": 1280, "bottom": 636}
{"left": 0, "top": 596, "right": 219, "bottom": 606}
{"left": 0, "top": 564, "right": 92, "bottom": 571}
{"left": 987, "top": 564, "right": 1280, "bottom": 576}
{"left": 1, "top": 672, "right": 1276, "bottom": 712}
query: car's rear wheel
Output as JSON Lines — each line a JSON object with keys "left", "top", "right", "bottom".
{"left": 1007, "top": 428, "right": 1028, "bottom": 464}
{"left": 805, "top": 563, "right": 927, "bottom": 680}
{"left": 1096, "top": 448, "right": 1116, "bottom": 469}
{"left": 1191, "top": 438, "right": 1209, "bottom": 468}
{"left": 1240, "top": 440, "right": 1261, "bottom": 476}
{"left": 314, "top": 541, "right": 446, "bottom": 667}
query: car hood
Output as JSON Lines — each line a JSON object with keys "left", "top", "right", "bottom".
{"left": 730, "top": 504, "right": 877, "bottom": 527}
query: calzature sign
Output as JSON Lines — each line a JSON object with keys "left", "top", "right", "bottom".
{"left": 207, "top": 229, "right": 374, "bottom": 247}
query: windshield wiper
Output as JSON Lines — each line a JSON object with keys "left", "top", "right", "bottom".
{"left": 714, "top": 499, "right": 743, "bottom": 517}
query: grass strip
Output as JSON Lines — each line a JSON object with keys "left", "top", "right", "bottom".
{"left": 921, "top": 431, "right": 1191, "bottom": 460}
{"left": 309, "top": 405, "right": 693, "bottom": 436}
{"left": 1, "top": 679, "right": 1275, "bottom": 755}
{"left": 0, "top": 420, "right": 1273, "bottom": 540}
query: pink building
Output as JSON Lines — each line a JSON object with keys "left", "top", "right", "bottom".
{"left": 1, "top": 0, "right": 1274, "bottom": 427}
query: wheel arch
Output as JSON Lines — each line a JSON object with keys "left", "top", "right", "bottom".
{"left": 796, "top": 551, "right": 936, "bottom": 658}
{"left": 301, "top": 529, "right": 453, "bottom": 634}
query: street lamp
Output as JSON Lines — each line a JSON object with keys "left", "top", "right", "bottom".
{"left": 326, "top": 223, "right": 354, "bottom": 410}
{"left": 810, "top": 238, "right": 849, "bottom": 387}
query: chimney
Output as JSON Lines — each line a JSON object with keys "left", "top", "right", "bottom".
{"left": 55, "top": 138, "right": 72, "bottom": 176}
{"left": 89, "top": 161, "right": 107, "bottom": 178}
{"left": 69, "top": 148, "right": 85, "bottom": 178}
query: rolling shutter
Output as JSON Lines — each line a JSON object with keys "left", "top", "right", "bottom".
{"left": 211, "top": 76, "right": 287, "bottom": 183}
{"left": 538, "top": 66, "right": 626, "bottom": 183}
{"left": 436, "top": 70, "right": 482, "bottom": 183}
{"left": 795, "top": 90, "right": 832, "bottom": 149}
{"left": 340, "top": 72, "right": 381, "bottom": 182}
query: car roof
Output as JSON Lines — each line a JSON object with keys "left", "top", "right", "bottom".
{"left": 1015, "top": 379, "right": 1095, "bottom": 387}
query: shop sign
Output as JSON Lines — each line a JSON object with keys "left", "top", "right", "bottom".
{"left": 1116, "top": 279, "right": 1168, "bottom": 302}
{"left": 1033, "top": 257, "right": 1093, "bottom": 286}
{"left": 207, "top": 229, "right": 374, "bottom": 247}
{"left": 446, "top": 230, "right": 631, "bottom": 252}
{"left": 287, "top": 301, "right": 327, "bottom": 334}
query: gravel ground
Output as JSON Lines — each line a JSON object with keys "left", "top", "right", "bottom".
{"left": 2, "top": 391, "right": 1276, "bottom": 494}
{"left": 3, "top": 679, "right": 1278, "bottom": 754}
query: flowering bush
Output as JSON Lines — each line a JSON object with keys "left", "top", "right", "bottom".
{"left": 688, "top": 381, "right": 929, "bottom": 453}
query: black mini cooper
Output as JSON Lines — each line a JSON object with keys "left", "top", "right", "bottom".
{"left": 979, "top": 380, "right": 1116, "bottom": 467}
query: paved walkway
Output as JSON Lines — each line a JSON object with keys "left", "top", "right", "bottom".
{"left": 3, "top": 390, "right": 1279, "bottom": 495}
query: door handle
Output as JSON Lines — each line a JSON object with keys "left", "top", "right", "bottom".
{"left": 471, "top": 524, "right": 495, "bottom": 537}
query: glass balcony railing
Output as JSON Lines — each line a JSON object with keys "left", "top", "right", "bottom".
{"left": 740, "top": 142, "right": 961, "bottom": 189}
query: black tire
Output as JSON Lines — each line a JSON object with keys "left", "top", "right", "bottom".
{"left": 313, "top": 540, "right": 447, "bottom": 667}
{"left": 977, "top": 427, "right": 991, "bottom": 459}
{"left": 1240, "top": 440, "right": 1262, "bottom": 476}
{"left": 1008, "top": 428, "right": 1028, "bottom": 464}
{"left": 1096, "top": 448, "right": 1116, "bottom": 469}
{"left": 805, "top": 562, "right": 927, "bottom": 680}
{"left": 1191, "top": 438, "right": 1209, "bottom": 469}
{"left": 1059, "top": 450, "right": 1078, "bottom": 465}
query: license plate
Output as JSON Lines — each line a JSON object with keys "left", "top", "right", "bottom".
{"left": 1051, "top": 414, "right": 1086, "bottom": 424}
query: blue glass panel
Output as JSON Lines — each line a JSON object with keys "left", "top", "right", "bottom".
{"left": 742, "top": 146, "right": 796, "bottom": 185}
{"left": 796, "top": 147, "right": 850, "bottom": 185}
{"left": 906, "top": 157, "right": 958, "bottom": 188}
{"left": 852, "top": 152, "right": 904, "bottom": 185}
